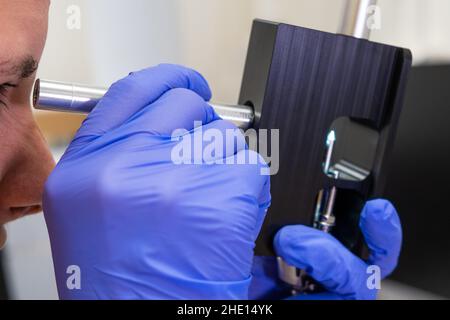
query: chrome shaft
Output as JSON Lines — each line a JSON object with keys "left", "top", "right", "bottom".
{"left": 339, "top": 0, "right": 378, "bottom": 39}
{"left": 33, "top": 79, "right": 254, "bottom": 130}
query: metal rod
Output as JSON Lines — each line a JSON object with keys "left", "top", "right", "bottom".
{"left": 33, "top": 79, "right": 255, "bottom": 130}
{"left": 339, "top": 0, "right": 378, "bottom": 39}
{"left": 323, "top": 130, "right": 336, "bottom": 174}
{"left": 324, "top": 187, "right": 338, "bottom": 219}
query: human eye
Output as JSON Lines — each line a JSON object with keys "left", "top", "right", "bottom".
{"left": 0, "top": 83, "right": 17, "bottom": 106}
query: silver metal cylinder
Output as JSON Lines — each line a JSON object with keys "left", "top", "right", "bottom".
{"left": 33, "top": 79, "right": 254, "bottom": 130}
{"left": 339, "top": 0, "right": 378, "bottom": 39}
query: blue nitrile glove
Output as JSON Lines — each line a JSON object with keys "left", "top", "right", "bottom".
{"left": 249, "top": 199, "right": 402, "bottom": 300}
{"left": 43, "top": 64, "right": 271, "bottom": 300}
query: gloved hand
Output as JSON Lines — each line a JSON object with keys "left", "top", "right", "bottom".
{"left": 43, "top": 64, "right": 271, "bottom": 299}
{"left": 249, "top": 199, "right": 402, "bottom": 300}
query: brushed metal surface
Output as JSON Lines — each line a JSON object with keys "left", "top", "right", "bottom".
{"left": 34, "top": 79, "right": 254, "bottom": 130}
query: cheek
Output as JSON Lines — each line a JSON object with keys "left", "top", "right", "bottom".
{"left": 0, "top": 110, "right": 21, "bottom": 178}
{"left": 0, "top": 105, "right": 55, "bottom": 207}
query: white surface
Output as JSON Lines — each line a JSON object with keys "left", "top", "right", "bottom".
{"left": 3, "top": 214, "right": 58, "bottom": 300}
{"left": 37, "top": 0, "right": 450, "bottom": 104}
{"left": 379, "top": 280, "right": 445, "bottom": 300}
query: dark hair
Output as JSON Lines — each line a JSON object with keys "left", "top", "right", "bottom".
{"left": 19, "top": 56, "right": 38, "bottom": 79}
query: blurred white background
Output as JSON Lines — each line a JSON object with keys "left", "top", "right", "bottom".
{"left": 3, "top": 0, "right": 450, "bottom": 299}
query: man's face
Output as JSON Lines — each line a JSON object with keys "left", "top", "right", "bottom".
{"left": 0, "top": 0, "right": 54, "bottom": 225}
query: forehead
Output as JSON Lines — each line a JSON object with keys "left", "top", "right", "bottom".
{"left": 0, "top": 35, "right": 26, "bottom": 83}
{"left": 0, "top": 13, "right": 39, "bottom": 83}
{"left": 0, "top": 0, "right": 49, "bottom": 83}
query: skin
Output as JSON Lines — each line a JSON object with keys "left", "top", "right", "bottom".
{"left": 0, "top": 0, "right": 54, "bottom": 245}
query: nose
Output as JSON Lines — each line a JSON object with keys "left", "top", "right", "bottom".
{"left": 9, "top": 205, "right": 43, "bottom": 220}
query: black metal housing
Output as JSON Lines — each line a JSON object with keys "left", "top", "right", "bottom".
{"left": 238, "top": 19, "right": 412, "bottom": 255}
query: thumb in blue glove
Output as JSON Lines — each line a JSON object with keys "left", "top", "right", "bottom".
{"left": 249, "top": 199, "right": 402, "bottom": 300}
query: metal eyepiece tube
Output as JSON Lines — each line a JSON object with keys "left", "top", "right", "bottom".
{"left": 339, "top": 0, "right": 378, "bottom": 39}
{"left": 33, "top": 79, "right": 255, "bottom": 130}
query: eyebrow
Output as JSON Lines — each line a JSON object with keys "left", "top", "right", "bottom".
{"left": 0, "top": 55, "right": 38, "bottom": 83}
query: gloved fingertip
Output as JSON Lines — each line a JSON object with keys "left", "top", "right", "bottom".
{"left": 273, "top": 225, "right": 309, "bottom": 264}
{"left": 273, "top": 227, "right": 287, "bottom": 259}
{"left": 205, "top": 104, "right": 221, "bottom": 123}
{"left": 361, "top": 199, "right": 398, "bottom": 223}
{"left": 359, "top": 199, "right": 402, "bottom": 278}
{"left": 360, "top": 199, "right": 402, "bottom": 242}
{"left": 157, "top": 63, "right": 212, "bottom": 102}
{"left": 273, "top": 226, "right": 290, "bottom": 257}
{"left": 189, "top": 69, "right": 212, "bottom": 102}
